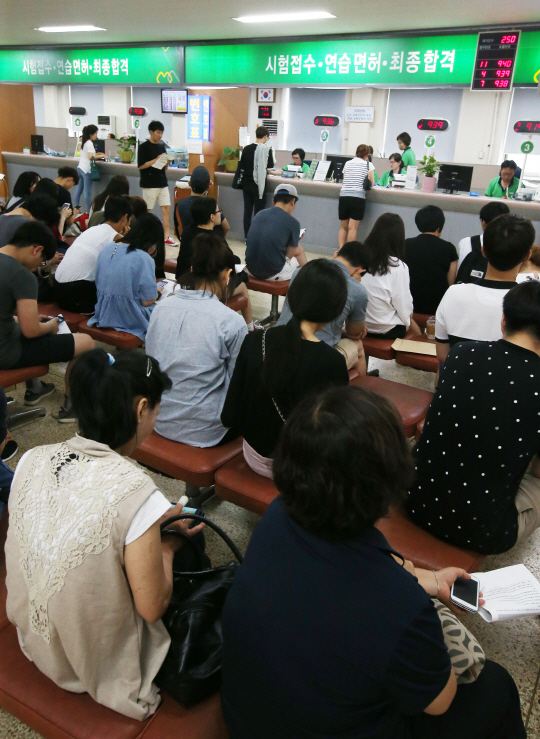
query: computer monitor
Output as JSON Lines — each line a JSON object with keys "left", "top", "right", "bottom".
{"left": 326, "top": 155, "right": 352, "bottom": 182}
{"left": 93, "top": 139, "right": 105, "bottom": 155}
{"left": 161, "top": 89, "right": 188, "bottom": 114}
{"left": 30, "top": 134, "right": 44, "bottom": 155}
{"left": 437, "top": 164, "right": 474, "bottom": 194}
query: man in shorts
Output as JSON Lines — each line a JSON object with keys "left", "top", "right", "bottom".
{"left": 0, "top": 222, "right": 94, "bottom": 422}
{"left": 245, "top": 184, "right": 307, "bottom": 282}
{"left": 137, "top": 120, "right": 175, "bottom": 245}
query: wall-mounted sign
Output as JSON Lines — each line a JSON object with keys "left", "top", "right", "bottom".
{"left": 345, "top": 106, "right": 374, "bottom": 123}
{"left": 313, "top": 115, "right": 341, "bottom": 127}
{"left": 521, "top": 141, "right": 535, "bottom": 154}
{"left": 69, "top": 106, "right": 86, "bottom": 116}
{"left": 129, "top": 106, "right": 148, "bottom": 117}
{"left": 258, "top": 105, "right": 273, "bottom": 119}
{"left": 417, "top": 118, "right": 450, "bottom": 131}
{"left": 514, "top": 120, "right": 540, "bottom": 133}
{"left": 74, "top": 118, "right": 81, "bottom": 127}
{"left": 187, "top": 94, "right": 210, "bottom": 142}
{"left": 471, "top": 31, "right": 520, "bottom": 90}
{"left": 425, "top": 135, "right": 436, "bottom": 148}
{"left": 257, "top": 88, "right": 275, "bottom": 102}
{"left": 320, "top": 130, "right": 330, "bottom": 143}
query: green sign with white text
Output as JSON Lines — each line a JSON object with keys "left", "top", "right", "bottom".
{"left": 0, "top": 46, "right": 183, "bottom": 85}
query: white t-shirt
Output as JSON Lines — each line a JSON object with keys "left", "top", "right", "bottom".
{"left": 361, "top": 260, "right": 413, "bottom": 333}
{"left": 55, "top": 223, "right": 117, "bottom": 283}
{"left": 78, "top": 140, "right": 95, "bottom": 174}
{"left": 435, "top": 279, "right": 514, "bottom": 345}
{"left": 457, "top": 233, "right": 483, "bottom": 269}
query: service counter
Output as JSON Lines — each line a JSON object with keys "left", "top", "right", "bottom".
{"left": 216, "top": 172, "right": 540, "bottom": 254}
{"left": 2, "top": 152, "right": 187, "bottom": 225}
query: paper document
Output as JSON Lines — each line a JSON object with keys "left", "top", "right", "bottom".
{"left": 57, "top": 320, "right": 72, "bottom": 335}
{"left": 391, "top": 338, "right": 437, "bottom": 356}
{"left": 158, "top": 279, "right": 176, "bottom": 298}
{"left": 235, "top": 264, "right": 246, "bottom": 274}
{"left": 474, "top": 564, "right": 540, "bottom": 623}
{"left": 152, "top": 153, "right": 169, "bottom": 170}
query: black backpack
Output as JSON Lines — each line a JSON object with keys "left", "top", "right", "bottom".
{"left": 456, "top": 235, "right": 487, "bottom": 283}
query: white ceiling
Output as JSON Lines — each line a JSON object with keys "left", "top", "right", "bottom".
{"left": 0, "top": 0, "right": 539, "bottom": 47}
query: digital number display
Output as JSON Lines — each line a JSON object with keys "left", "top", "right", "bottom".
{"left": 514, "top": 120, "right": 540, "bottom": 133}
{"left": 471, "top": 31, "right": 520, "bottom": 90}
{"left": 313, "top": 115, "right": 341, "bottom": 127}
{"left": 258, "top": 105, "right": 273, "bottom": 119}
{"left": 417, "top": 119, "right": 449, "bottom": 131}
{"left": 128, "top": 107, "right": 147, "bottom": 117}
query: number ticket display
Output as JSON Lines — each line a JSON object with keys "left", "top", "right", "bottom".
{"left": 417, "top": 118, "right": 449, "bottom": 131}
{"left": 514, "top": 121, "right": 540, "bottom": 133}
{"left": 471, "top": 31, "right": 520, "bottom": 90}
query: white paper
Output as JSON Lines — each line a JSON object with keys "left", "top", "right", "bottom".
{"left": 187, "top": 139, "right": 203, "bottom": 155}
{"left": 345, "top": 106, "right": 374, "bottom": 123}
{"left": 57, "top": 319, "right": 72, "bottom": 335}
{"left": 474, "top": 564, "right": 540, "bottom": 623}
{"left": 405, "top": 165, "right": 417, "bottom": 190}
{"left": 235, "top": 264, "right": 246, "bottom": 273}
{"left": 239, "top": 127, "right": 249, "bottom": 147}
{"left": 516, "top": 272, "right": 540, "bottom": 283}
{"left": 151, "top": 153, "right": 169, "bottom": 170}
{"left": 158, "top": 279, "right": 176, "bottom": 298}
{"left": 199, "top": 154, "right": 205, "bottom": 163}
{"left": 313, "top": 160, "right": 331, "bottom": 182}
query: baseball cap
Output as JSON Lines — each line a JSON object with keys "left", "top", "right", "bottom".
{"left": 274, "top": 183, "right": 299, "bottom": 200}
{"left": 190, "top": 166, "right": 211, "bottom": 193}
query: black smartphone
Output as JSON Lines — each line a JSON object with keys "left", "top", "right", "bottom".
{"left": 450, "top": 576, "right": 479, "bottom": 612}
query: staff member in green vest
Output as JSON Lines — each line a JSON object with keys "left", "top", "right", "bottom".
{"left": 377, "top": 153, "right": 404, "bottom": 187}
{"left": 485, "top": 160, "right": 524, "bottom": 198}
{"left": 397, "top": 132, "right": 416, "bottom": 171}
{"left": 281, "top": 148, "right": 310, "bottom": 174}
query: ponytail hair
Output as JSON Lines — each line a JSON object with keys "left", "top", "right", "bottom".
{"left": 179, "top": 230, "right": 237, "bottom": 301}
{"left": 82, "top": 124, "right": 98, "bottom": 147}
{"left": 69, "top": 349, "right": 171, "bottom": 449}
{"left": 262, "top": 259, "right": 347, "bottom": 410}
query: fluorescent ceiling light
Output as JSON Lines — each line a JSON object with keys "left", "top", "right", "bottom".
{"left": 189, "top": 86, "right": 239, "bottom": 90}
{"left": 233, "top": 11, "right": 335, "bottom": 23}
{"left": 35, "top": 25, "right": 106, "bottom": 33}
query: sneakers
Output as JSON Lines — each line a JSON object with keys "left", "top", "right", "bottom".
{"left": 164, "top": 237, "right": 177, "bottom": 246}
{"left": 24, "top": 381, "right": 55, "bottom": 406}
{"left": 1, "top": 439, "right": 18, "bottom": 461}
{"left": 53, "top": 405, "right": 77, "bottom": 424}
{"left": 366, "top": 369, "right": 380, "bottom": 377}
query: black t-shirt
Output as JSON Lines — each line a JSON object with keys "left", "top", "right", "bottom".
{"left": 175, "top": 225, "right": 239, "bottom": 281}
{"left": 0, "top": 252, "right": 38, "bottom": 368}
{"left": 175, "top": 195, "right": 226, "bottom": 235}
{"left": 221, "top": 499, "right": 451, "bottom": 739}
{"left": 404, "top": 234, "right": 458, "bottom": 315}
{"left": 137, "top": 140, "right": 167, "bottom": 189}
{"left": 407, "top": 339, "right": 540, "bottom": 554}
{"left": 456, "top": 236, "right": 487, "bottom": 284}
{"left": 56, "top": 183, "right": 73, "bottom": 210}
{"left": 240, "top": 143, "right": 274, "bottom": 187}
{"left": 221, "top": 329, "right": 349, "bottom": 457}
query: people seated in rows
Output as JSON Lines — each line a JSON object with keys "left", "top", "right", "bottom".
{"left": 277, "top": 241, "right": 369, "bottom": 375}
{"left": 241, "top": 125, "right": 274, "bottom": 238}
{"left": 54, "top": 196, "right": 133, "bottom": 314}
{"left": 435, "top": 214, "right": 534, "bottom": 364}
{"left": 377, "top": 152, "right": 404, "bottom": 187}
{"left": 408, "top": 281, "right": 540, "bottom": 556}
{"left": 87, "top": 174, "right": 130, "bottom": 227}
{"left": 338, "top": 144, "right": 373, "bottom": 247}
{"left": 404, "top": 205, "right": 458, "bottom": 315}
{"left": 456, "top": 201, "right": 510, "bottom": 283}
{"left": 53, "top": 167, "right": 80, "bottom": 229}
{"left": 485, "top": 159, "right": 524, "bottom": 198}
{"left": 222, "top": 260, "right": 350, "bottom": 479}
{"left": 73, "top": 124, "right": 107, "bottom": 214}
{"left": 146, "top": 233, "right": 247, "bottom": 447}
{"left": 0, "top": 194, "right": 60, "bottom": 247}
{"left": 5, "top": 348, "right": 205, "bottom": 719}
{"left": 4, "top": 171, "right": 40, "bottom": 212}
{"left": 281, "top": 147, "right": 309, "bottom": 174}
{"left": 222, "top": 385, "right": 526, "bottom": 739}
{"left": 176, "top": 197, "right": 257, "bottom": 330}
{"left": 33, "top": 178, "right": 74, "bottom": 240}
{"left": 0, "top": 222, "right": 94, "bottom": 420}
{"left": 246, "top": 183, "right": 306, "bottom": 282}
{"left": 175, "top": 165, "right": 230, "bottom": 240}
{"left": 88, "top": 214, "right": 164, "bottom": 341}
{"left": 397, "top": 130, "right": 416, "bottom": 171}
{"left": 361, "top": 213, "right": 419, "bottom": 338}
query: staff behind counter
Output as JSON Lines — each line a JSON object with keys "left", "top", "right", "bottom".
{"left": 486, "top": 160, "right": 524, "bottom": 199}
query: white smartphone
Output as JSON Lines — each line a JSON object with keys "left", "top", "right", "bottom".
{"left": 299, "top": 227, "right": 307, "bottom": 239}
{"left": 450, "top": 576, "right": 480, "bottom": 612}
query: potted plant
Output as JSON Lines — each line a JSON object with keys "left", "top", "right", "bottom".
{"left": 116, "top": 135, "right": 137, "bottom": 164}
{"left": 218, "top": 146, "right": 240, "bottom": 172}
{"left": 418, "top": 155, "right": 442, "bottom": 193}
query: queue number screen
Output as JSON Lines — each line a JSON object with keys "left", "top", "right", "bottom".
{"left": 471, "top": 31, "right": 520, "bottom": 90}
{"left": 313, "top": 115, "right": 340, "bottom": 127}
{"left": 417, "top": 119, "right": 449, "bottom": 131}
{"left": 514, "top": 121, "right": 540, "bottom": 133}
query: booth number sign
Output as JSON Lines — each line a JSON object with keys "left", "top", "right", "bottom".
{"left": 521, "top": 140, "right": 534, "bottom": 154}
{"left": 134, "top": 119, "right": 140, "bottom": 129}
{"left": 425, "top": 134, "right": 436, "bottom": 148}
{"left": 320, "top": 129, "right": 329, "bottom": 143}
{"left": 74, "top": 117, "right": 81, "bottom": 126}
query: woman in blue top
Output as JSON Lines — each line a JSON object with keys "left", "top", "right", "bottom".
{"left": 88, "top": 213, "right": 163, "bottom": 340}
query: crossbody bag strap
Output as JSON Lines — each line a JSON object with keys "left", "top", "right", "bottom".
{"left": 161, "top": 514, "right": 244, "bottom": 564}
{"left": 262, "top": 329, "right": 286, "bottom": 424}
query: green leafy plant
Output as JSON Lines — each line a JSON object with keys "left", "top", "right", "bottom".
{"left": 218, "top": 146, "right": 240, "bottom": 166}
{"left": 417, "top": 154, "right": 442, "bottom": 178}
{"left": 116, "top": 135, "right": 137, "bottom": 153}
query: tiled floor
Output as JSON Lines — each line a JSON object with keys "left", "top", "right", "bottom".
{"left": 2, "top": 241, "right": 539, "bottom": 736}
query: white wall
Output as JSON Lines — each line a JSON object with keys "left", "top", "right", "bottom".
{"left": 454, "top": 89, "right": 512, "bottom": 166}
{"left": 288, "top": 88, "right": 346, "bottom": 155}
{"left": 342, "top": 87, "right": 389, "bottom": 157}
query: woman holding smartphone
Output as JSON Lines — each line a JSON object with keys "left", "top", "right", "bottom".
{"left": 73, "top": 124, "right": 107, "bottom": 214}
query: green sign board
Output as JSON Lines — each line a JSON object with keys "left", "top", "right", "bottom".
{"left": 521, "top": 140, "right": 535, "bottom": 154}
{"left": 0, "top": 45, "right": 183, "bottom": 85}
{"left": 74, "top": 117, "right": 81, "bottom": 127}
{"left": 320, "top": 130, "right": 329, "bottom": 143}
{"left": 425, "top": 135, "right": 435, "bottom": 148}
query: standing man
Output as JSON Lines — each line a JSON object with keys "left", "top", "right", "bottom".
{"left": 396, "top": 132, "right": 416, "bottom": 172}
{"left": 137, "top": 120, "right": 175, "bottom": 245}
{"left": 240, "top": 126, "right": 274, "bottom": 239}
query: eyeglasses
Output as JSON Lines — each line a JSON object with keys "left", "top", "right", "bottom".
{"left": 146, "top": 357, "right": 153, "bottom": 377}
{"left": 215, "top": 208, "right": 223, "bottom": 215}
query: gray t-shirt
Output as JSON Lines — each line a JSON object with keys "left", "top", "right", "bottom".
{"left": 276, "top": 260, "right": 368, "bottom": 347}
{"left": 245, "top": 207, "right": 300, "bottom": 279}
{"left": 0, "top": 253, "right": 38, "bottom": 368}
{"left": 0, "top": 214, "right": 31, "bottom": 248}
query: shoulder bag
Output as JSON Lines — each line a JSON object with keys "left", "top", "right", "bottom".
{"left": 89, "top": 157, "right": 101, "bottom": 182}
{"left": 262, "top": 328, "right": 286, "bottom": 423}
{"left": 155, "top": 513, "right": 243, "bottom": 707}
{"left": 231, "top": 162, "right": 244, "bottom": 190}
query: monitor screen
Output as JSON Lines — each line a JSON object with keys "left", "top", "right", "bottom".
{"left": 161, "top": 89, "right": 188, "bottom": 114}
{"left": 93, "top": 139, "right": 105, "bottom": 154}
{"left": 326, "top": 155, "right": 352, "bottom": 182}
{"left": 437, "top": 164, "right": 474, "bottom": 193}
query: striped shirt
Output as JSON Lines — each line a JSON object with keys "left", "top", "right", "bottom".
{"left": 340, "top": 157, "right": 369, "bottom": 199}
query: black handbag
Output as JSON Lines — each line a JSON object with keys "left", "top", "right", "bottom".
{"left": 232, "top": 163, "right": 244, "bottom": 190}
{"left": 156, "top": 514, "right": 243, "bottom": 707}
{"left": 363, "top": 175, "right": 372, "bottom": 191}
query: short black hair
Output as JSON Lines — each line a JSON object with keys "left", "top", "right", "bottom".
{"left": 191, "top": 196, "right": 217, "bottom": 226}
{"left": 483, "top": 214, "right": 535, "bottom": 271}
{"left": 336, "top": 240, "right": 370, "bottom": 269}
{"left": 480, "top": 201, "right": 510, "bottom": 224}
{"left": 10, "top": 221, "right": 57, "bottom": 260}
{"left": 70, "top": 349, "right": 171, "bottom": 449}
{"left": 273, "top": 193, "right": 297, "bottom": 205}
{"left": 104, "top": 194, "right": 133, "bottom": 224}
{"left": 256, "top": 126, "right": 269, "bottom": 139}
{"left": 148, "top": 120, "right": 165, "bottom": 132}
{"left": 24, "top": 195, "right": 60, "bottom": 228}
{"left": 33, "top": 178, "right": 60, "bottom": 200}
{"left": 397, "top": 131, "right": 411, "bottom": 146}
{"left": 129, "top": 196, "right": 148, "bottom": 219}
{"left": 291, "top": 148, "right": 305, "bottom": 161}
{"left": 503, "top": 281, "right": 540, "bottom": 342}
{"left": 273, "top": 385, "right": 415, "bottom": 541}
{"left": 500, "top": 160, "right": 517, "bottom": 171}
{"left": 122, "top": 213, "right": 164, "bottom": 254}
{"left": 12, "top": 171, "right": 40, "bottom": 198}
{"left": 57, "top": 166, "right": 79, "bottom": 184}
{"left": 415, "top": 205, "right": 445, "bottom": 233}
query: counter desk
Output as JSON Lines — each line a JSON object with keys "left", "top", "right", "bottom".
{"left": 2, "top": 152, "right": 187, "bottom": 226}
{"left": 215, "top": 172, "right": 540, "bottom": 254}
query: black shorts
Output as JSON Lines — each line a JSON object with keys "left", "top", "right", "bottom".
{"left": 10, "top": 333, "right": 76, "bottom": 369}
{"left": 339, "top": 196, "right": 366, "bottom": 222}
{"left": 54, "top": 278, "right": 97, "bottom": 315}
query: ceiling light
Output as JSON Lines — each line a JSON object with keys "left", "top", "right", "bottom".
{"left": 189, "top": 86, "right": 239, "bottom": 90}
{"left": 35, "top": 25, "right": 106, "bottom": 33}
{"left": 233, "top": 11, "right": 336, "bottom": 23}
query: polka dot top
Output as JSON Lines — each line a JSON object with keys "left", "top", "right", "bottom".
{"left": 406, "top": 339, "right": 540, "bottom": 554}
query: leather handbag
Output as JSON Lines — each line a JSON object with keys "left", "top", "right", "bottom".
{"left": 89, "top": 157, "right": 101, "bottom": 182}
{"left": 156, "top": 513, "right": 243, "bottom": 707}
{"left": 231, "top": 163, "right": 244, "bottom": 190}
